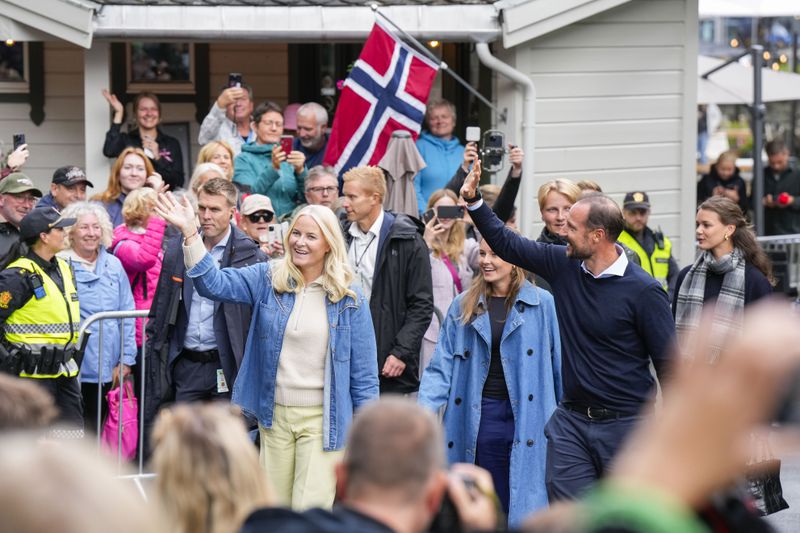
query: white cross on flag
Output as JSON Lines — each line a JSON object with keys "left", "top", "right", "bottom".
{"left": 323, "top": 21, "right": 439, "bottom": 175}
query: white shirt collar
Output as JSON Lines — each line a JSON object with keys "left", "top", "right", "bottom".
{"left": 580, "top": 244, "right": 628, "bottom": 279}
{"left": 349, "top": 209, "right": 384, "bottom": 239}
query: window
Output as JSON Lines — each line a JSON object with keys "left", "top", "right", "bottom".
{"left": 0, "top": 41, "right": 28, "bottom": 93}
{"left": 126, "top": 43, "right": 194, "bottom": 94}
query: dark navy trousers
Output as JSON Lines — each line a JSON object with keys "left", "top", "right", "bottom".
{"left": 543, "top": 405, "right": 640, "bottom": 502}
{"left": 475, "top": 397, "right": 515, "bottom": 514}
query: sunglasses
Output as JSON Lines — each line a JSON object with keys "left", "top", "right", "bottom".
{"left": 246, "top": 211, "right": 274, "bottom": 223}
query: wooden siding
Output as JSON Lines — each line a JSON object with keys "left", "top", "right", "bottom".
{"left": 0, "top": 41, "right": 289, "bottom": 193}
{"left": 496, "top": 0, "right": 698, "bottom": 263}
{"left": 0, "top": 42, "right": 85, "bottom": 191}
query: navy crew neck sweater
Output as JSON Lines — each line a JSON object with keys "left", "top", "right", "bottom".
{"left": 469, "top": 202, "right": 675, "bottom": 414}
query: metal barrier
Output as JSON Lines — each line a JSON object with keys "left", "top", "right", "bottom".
{"left": 76, "top": 310, "right": 151, "bottom": 483}
{"left": 757, "top": 234, "right": 800, "bottom": 293}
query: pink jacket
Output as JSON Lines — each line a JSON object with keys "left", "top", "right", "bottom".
{"left": 111, "top": 216, "right": 166, "bottom": 346}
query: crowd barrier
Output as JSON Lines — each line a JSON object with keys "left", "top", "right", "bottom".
{"left": 77, "top": 310, "right": 152, "bottom": 497}
{"left": 757, "top": 234, "right": 800, "bottom": 294}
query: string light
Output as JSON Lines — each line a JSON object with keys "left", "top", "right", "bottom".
{"left": 730, "top": 38, "right": 739, "bottom": 47}
{"left": 763, "top": 51, "right": 771, "bottom": 60}
{"left": 5, "top": 39, "right": 14, "bottom": 46}
{"left": 428, "top": 40, "right": 440, "bottom": 48}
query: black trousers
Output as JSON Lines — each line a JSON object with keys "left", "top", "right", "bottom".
{"left": 32, "top": 375, "right": 84, "bottom": 430}
{"left": 173, "top": 353, "right": 229, "bottom": 403}
{"left": 81, "top": 382, "right": 112, "bottom": 435}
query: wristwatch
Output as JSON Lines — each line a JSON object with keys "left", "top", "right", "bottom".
{"left": 462, "top": 187, "right": 482, "bottom": 204}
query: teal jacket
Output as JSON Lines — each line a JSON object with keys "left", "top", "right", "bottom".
{"left": 233, "top": 142, "right": 307, "bottom": 217}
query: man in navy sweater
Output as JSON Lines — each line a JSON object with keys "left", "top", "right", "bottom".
{"left": 460, "top": 161, "right": 675, "bottom": 502}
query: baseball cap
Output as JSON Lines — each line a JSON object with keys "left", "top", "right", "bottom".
{"left": 0, "top": 173, "right": 43, "bottom": 197}
{"left": 623, "top": 191, "right": 651, "bottom": 211}
{"left": 19, "top": 207, "right": 76, "bottom": 240}
{"left": 240, "top": 194, "right": 275, "bottom": 216}
{"left": 52, "top": 166, "right": 94, "bottom": 188}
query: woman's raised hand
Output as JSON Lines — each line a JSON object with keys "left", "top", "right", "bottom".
{"left": 102, "top": 89, "right": 124, "bottom": 124}
{"left": 154, "top": 191, "right": 197, "bottom": 238}
{"left": 460, "top": 158, "right": 482, "bottom": 203}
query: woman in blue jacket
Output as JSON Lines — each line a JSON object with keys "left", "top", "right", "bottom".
{"left": 155, "top": 195, "right": 379, "bottom": 511}
{"left": 418, "top": 238, "right": 562, "bottom": 527}
{"left": 58, "top": 202, "right": 137, "bottom": 434}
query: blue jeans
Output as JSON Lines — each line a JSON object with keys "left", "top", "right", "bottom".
{"left": 544, "top": 405, "right": 640, "bottom": 502}
{"left": 476, "top": 397, "right": 514, "bottom": 514}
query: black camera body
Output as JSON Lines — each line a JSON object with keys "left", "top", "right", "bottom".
{"left": 479, "top": 130, "right": 506, "bottom": 172}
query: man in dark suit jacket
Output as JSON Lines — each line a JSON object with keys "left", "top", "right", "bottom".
{"left": 143, "top": 179, "right": 266, "bottom": 434}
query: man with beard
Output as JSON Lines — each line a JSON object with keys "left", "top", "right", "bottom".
{"left": 292, "top": 102, "right": 329, "bottom": 170}
{"left": 460, "top": 160, "right": 674, "bottom": 503}
{"left": 198, "top": 84, "right": 256, "bottom": 155}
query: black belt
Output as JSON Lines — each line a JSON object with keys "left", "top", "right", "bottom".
{"left": 181, "top": 348, "right": 219, "bottom": 364}
{"left": 562, "top": 401, "right": 635, "bottom": 421}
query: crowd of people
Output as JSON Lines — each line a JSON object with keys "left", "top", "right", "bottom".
{"left": 1, "top": 85, "right": 800, "bottom": 533}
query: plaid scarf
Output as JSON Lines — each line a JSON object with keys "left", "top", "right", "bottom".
{"left": 675, "top": 247, "right": 746, "bottom": 363}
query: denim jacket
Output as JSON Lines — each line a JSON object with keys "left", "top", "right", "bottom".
{"left": 67, "top": 247, "right": 137, "bottom": 384}
{"left": 187, "top": 254, "right": 379, "bottom": 450}
{"left": 418, "top": 282, "right": 562, "bottom": 526}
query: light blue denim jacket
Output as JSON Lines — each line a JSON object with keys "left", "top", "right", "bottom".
{"left": 187, "top": 254, "right": 379, "bottom": 450}
{"left": 70, "top": 246, "right": 137, "bottom": 384}
{"left": 418, "top": 282, "right": 562, "bottom": 526}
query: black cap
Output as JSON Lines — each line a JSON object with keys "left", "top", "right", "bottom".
{"left": 623, "top": 191, "right": 651, "bottom": 211}
{"left": 52, "top": 166, "right": 94, "bottom": 188}
{"left": 19, "top": 207, "right": 76, "bottom": 240}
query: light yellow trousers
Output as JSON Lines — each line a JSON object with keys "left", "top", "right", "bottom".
{"left": 259, "top": 404, "right": 343, "bottom": 510}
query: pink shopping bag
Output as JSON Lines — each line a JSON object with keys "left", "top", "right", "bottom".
{"left": 100, "top": 379, "right": 138, "bottom": 460}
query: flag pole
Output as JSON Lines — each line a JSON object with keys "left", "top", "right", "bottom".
{"left": 371, "top": 4, "right": 507, "bottom": 123}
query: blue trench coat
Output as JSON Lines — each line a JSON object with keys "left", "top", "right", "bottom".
{"left": 419, "top": 281, "right": 562, "bottom": 526}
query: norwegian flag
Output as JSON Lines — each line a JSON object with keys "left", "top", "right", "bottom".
{"left": 323, "top": 21, "right": 439, "bottom": 175}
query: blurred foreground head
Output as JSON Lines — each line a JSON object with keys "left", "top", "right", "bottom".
{"left": 151, "top": 402, "right": 274, "bottom": 533}
{"left": 0, "top": 434, "right": 164, "bottom": 533}
{"left": 0, "top": 374, "right": 57, "bottom": 431}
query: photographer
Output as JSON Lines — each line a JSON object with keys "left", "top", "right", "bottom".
{"left": 445, "top": 143, "right": 523, "bottom": 225}
{"left": 0, "top": 207, "right": 84, "bottom": 434}
{"left": 241, "top": 398, "right": 499, "bottom": 533}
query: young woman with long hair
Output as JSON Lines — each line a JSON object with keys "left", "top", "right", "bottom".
{"left": 92, "top": 147, "right": 155, "bottom": 227}
{"left": 418, "top": 238, "right": 562, "bottom": 527}
{"left": 154, "top": 196, "right": 379, "bottom": 510}
{"left": 420, "top": 188, "right": 478, "bottom": 375}
{"left": 673, "top": 196, "right": 773, "bottom": 362}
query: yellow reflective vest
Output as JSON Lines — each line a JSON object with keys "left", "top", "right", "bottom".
{"left": 617, "top": 230, "right": 672, "bottom": 292}
{"left": 3, "top": 257, "right": 80, "bottom": 378}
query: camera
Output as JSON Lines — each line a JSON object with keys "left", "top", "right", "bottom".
{"left": 481, "top": 130, "right": 506, "bottom": 172}
{"left": 228, "top": 73, "right": 242, "bottom": 88}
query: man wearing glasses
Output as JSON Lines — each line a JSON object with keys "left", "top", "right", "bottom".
{"left": 0, "top": 173, "right": 42, "bottom": 269}
{"left": 280, "top": 165, "right": 340, "bottom": 222}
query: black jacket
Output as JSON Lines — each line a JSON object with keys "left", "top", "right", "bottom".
{"left": 344, "top": 211, "right": 433, "bottom": 394}
{"left": 697, "top": 164, "right": 748, "bottom": 213}
{"left": 763, "top": 166, "right": 800, "bottom": 235}
{"left": 103, "top": 124, "right": 185, "bottom": 190}
{"left": 241, "top": 506, "right": 393, "bottom": 533}
{"left": 0, "top": 222, "right": 22, "bottom": 270}
{"left": 143, "top": 225, "right": 266, "bottom": 426}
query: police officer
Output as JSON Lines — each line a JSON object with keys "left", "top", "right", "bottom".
{"left": 0, "top": 207, "right": 84, "bottom": 433}
{"left": 617, "top": 191, "right": 679, "bottom": 297}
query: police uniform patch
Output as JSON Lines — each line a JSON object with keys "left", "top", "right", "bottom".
{"left": 0, "top": 291, "right": 11, "bottom": 309}
{"left": 633, "top": 192, "right": 644, "bottom": 203}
